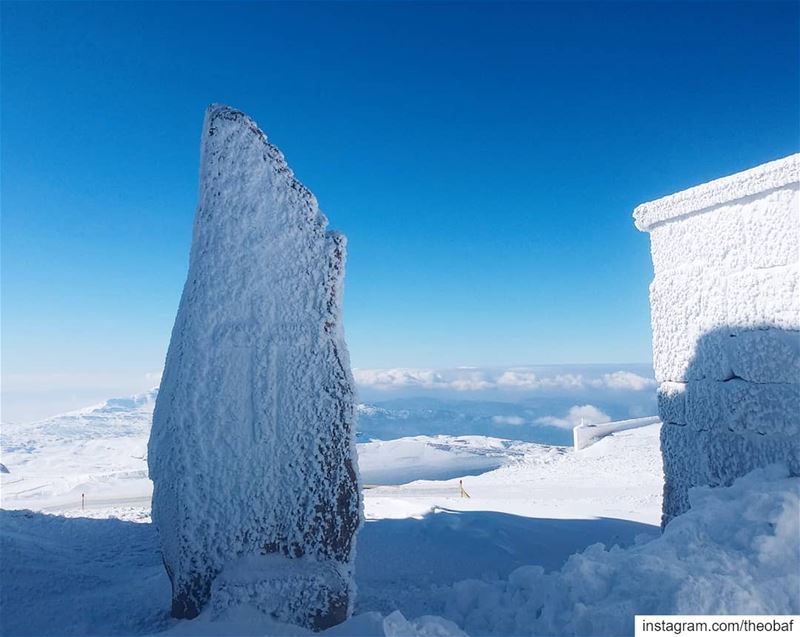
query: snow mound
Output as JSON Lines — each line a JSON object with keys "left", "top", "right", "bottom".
{"left": 440, "top": 464, "right": 799, "bottom": 636}
{"left": 209, "top": 555, "right": 351, "bottom": 631}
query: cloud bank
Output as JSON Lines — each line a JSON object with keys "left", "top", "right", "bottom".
{"left": 352, "top": 367, "right": 656, "bottom": 393}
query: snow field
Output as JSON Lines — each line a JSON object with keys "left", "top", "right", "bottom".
{"left": 3, "top": 406, "right": 798, "bottom": 636}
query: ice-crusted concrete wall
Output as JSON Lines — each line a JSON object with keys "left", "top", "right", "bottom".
{"left": 634, "top": 154, "right": 800, "bottom": 526}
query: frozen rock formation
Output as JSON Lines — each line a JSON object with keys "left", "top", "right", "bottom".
{"left": 634, "top": 153, "right": 800, "bottom": 526}
{"left": 148, "top": 105, "right": 361, "bottom": 629}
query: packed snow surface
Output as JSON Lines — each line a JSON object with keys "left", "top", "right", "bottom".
{"left": 147, "top": 104, "right": 360, "bottom": 626}
{"left": 2, "top": 390, "right": 664, "bottom": 635}
{"left": 3, "top": 393, "right": 797, "bottom": 636}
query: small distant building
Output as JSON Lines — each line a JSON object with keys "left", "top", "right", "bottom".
{"left": 634, "top": 154, "right": 799, "bottom": 526}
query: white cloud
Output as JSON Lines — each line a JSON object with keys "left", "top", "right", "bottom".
{"left": 352, "top": 368, "right": 493, "bottom": 391}
{"left": 589, "top": 371, "right": 656, "bottom": 391}
{"left": 491, "top": 415, "right": 526, "bottom": 426}
{"left": 352, "top": 367, "right": 656, "bottom": 393}
{"left": 351, "top": 368, "right": 446, "bottom": 389}
{"left": 495, "top": 370, "right": 541, "bottom": 388}
{"left": 535, "top": 404, "right": 611, "bottom": 430}
{"left": 458, "top": 369, "right": 584, "bottom": 391}
{"left": 547, "top": 374, "right": 585, "bottom": 388}
{"left": 449, "top": 374, "right": 495, "bottom": 391}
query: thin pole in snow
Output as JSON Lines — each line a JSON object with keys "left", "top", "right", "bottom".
{"left": 82, "top": 493, "right": 85, "bottom": 511}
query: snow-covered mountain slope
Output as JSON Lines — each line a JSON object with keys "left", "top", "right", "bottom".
{"left": 1, "top": 392, "right": 567, "bottom": 512}
{"left": 1, "top": 391, "right": 157, "bottom": 508}
{"left": 0, "top": 390, "right": 664, "bottom": 527}
{"left": 2, "top": 389, "right": 157, "bottom": 448}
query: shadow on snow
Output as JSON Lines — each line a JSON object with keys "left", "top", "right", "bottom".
{"left": 356, "top": 507, "right": 656, "bottom": 618}
{"left": 1, "top": 506, "right": 656, "bottom": 635}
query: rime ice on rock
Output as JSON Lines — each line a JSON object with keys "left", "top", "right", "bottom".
{"left": 634, "top": 154, "right": 800, "bottom": 527}
{"left": 147, "top": 105, "right": 361, "bottom": 629}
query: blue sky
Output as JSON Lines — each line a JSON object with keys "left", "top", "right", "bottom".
{"left": 2, "top": 1, "right": 798, "bottom": 420}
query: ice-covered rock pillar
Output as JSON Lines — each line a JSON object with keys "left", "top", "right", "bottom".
{"left": 634, "top": 154, "right": 800, "bottom": 527}
{"left": 148, "top": 105, "right": 361, "bottom": 629}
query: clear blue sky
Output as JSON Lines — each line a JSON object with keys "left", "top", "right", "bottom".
{"left": 2, "top": 1, "right": 798, "bottom": 417}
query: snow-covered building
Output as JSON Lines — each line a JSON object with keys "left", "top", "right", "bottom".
{"left": 148, "top": 105, "right": 361, "bottom": 629}
{"left": 634, "top": 154, "right": 800, "bottom": 525}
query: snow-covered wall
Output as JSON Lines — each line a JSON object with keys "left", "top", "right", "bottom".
{"left": 573, "top": 416, "right": 660, "bottom": 451}
{"left": 634, "top": 154, "right": 800, "bottom": 526}
{"left": 148, "top": 105, "right": 361, "bottom": 629}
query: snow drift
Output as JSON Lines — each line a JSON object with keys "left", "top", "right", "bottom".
{"left": 441, "top": 465, "right": 799, "bottom": 636}
{"left": 147, "top": 105, "right": 361, "bottom": 629}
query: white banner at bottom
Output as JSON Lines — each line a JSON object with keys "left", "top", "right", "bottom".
{"left": 635, "top": 616, "right": 799, "bottom": 637}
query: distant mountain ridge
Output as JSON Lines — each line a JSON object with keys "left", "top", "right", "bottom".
{"left": 1, "top": 389, "right": 158, "bottom": 452}
{"left": 2, "top": 385, "right": 651, "bottom": 450}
